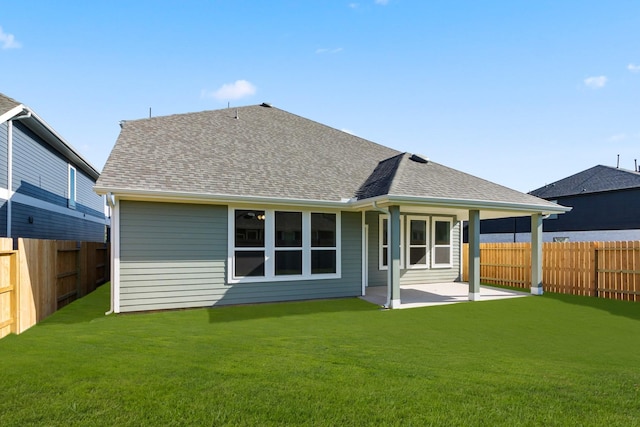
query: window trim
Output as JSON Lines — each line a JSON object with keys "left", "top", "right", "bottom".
{"left": 228, "top": 207, "right": 341, "bottom": 283}
{"left": 406, "top": 215, "right": 429, "bottom": 269}
{"left": 431, "top": 216, "right": 453, "bottom": 268}
{"left": 67, "top": 164, "right": 76, "bottom": 209}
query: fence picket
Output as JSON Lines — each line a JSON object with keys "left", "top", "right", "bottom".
{"left": 462, "top": 241, "right": 640, "bottom": 302}
{"left": 0, "top": 239, "right": 110, "bottom": 339}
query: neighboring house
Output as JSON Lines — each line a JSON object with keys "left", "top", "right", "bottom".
{"left": 95, "top": 103, "right": 568, "bottom": 313}
{"left": 0, "top": 93, "right": 107, "bottom": 242}
{"left": 476, "top": 165, "right": 640, "bottom": 242}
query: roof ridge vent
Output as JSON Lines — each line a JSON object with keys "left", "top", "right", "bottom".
{"left": 260, "top": 102, "right": 272, "bottom": 108}
{"left": 409, "top": 153, "right": 428, "bottom": 164}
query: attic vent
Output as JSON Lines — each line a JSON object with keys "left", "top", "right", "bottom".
{"left": 409, "top": 154, "right": 428, "bottom": 164}
{"left": 260, "top": 102, "right": 272, "bottom": 108}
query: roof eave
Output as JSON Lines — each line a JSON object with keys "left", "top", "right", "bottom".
{"left": 2, "top": 105, "right": 100, "bottom": 180}
{"left": 93, "top": 186, "right": 355, "bottom": 209}
{"left": 352, "top": 194, "right": 572, "bottom": 215}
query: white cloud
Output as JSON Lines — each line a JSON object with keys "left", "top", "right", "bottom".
{"left": 348, "top": 3, "right": 359, "bottom": 9}
{"left": 375, "top": 0, "right": 389, "bottom": 4}
{"left": 202, "top": 80, "right": 256, "bottom": 101}
{"left": 584, "top": 75, "right": 607, "bottom": 89}
{"left": 0, "top": 26, "right": 21, "bottom": 49}
{"left": 316, "top": 47, "right": 343, "bottom": 54}
{"left": 627, "top": 64, "right": 640, "bottom": 73}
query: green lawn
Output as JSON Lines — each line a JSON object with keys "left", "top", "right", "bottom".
{"left": 1, "top": 285, "right": 639, "bottom": 426}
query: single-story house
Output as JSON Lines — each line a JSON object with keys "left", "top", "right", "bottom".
{"left": 95, "top": 103, "right": 569, "bottom": 313}
{"left": 474, "top": 164, "right": 640, "bottom": 242}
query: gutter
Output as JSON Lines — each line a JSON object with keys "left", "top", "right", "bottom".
{"left": 92, "top": 187, "right": 354, "bottom": 209}
{"left": 352, "top": 194, "right": 572, "bottom": 215}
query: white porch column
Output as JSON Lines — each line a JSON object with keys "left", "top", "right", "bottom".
{"left": 387, "top": 205, "right": 401, "bottom": 308}
{"left": 468, "top": 209, "right": 481, "bottom": 301}
{"left": 531, "top": 213, "right": 543, "bottom": 295}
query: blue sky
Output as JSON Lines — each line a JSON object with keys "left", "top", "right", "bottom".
{"left": 2, "top": 0, "right": 639, "bottom": 192}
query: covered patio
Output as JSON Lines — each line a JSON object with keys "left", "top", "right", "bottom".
{"left": 360, "top": 282, "right": 529, "bottom": 309}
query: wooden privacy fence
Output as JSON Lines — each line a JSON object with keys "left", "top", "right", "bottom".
{"left": 462, "top": 241, "right": 640, "bottom": 302}
{"left": 0, "top": 238, "right": 110, "bottom": 339}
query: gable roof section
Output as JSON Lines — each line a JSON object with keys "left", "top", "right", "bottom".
{"left": 98, "top": 104, "right": 400, "bottom": 202}
{"left": 0, "top": 92, "right": 100, "bottom": 180}
{"left": 530, "top": 165, "right": 640, "bottom": 199}
{"left": 97, "top": 104, "right": 567, "bottom": 215}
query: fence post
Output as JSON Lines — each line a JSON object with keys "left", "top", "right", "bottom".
{"left": 593, "top": 242, "right": 599, "bottom": 298}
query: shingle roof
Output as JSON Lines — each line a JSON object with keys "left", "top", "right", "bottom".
{"left": 97, "top": 104, "right": 560, "bottom": 210}
{"left": 0, "top": 93, "right": 22, "bottom": 115}
{"left": 98, "top": 104, "right": 400, "bottom": 201}
{"left": 530, "top": 165, "right": 640, "bottom": 199}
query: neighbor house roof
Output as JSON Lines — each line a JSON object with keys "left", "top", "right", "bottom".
{"left": 96, "top": 103, "right": 567, "bottom": 216}
{"left": 0, "top": 92, "right": 101, "bottom": 180}
{"left": 530, "top": 165, "right": 640, "bottom": 199}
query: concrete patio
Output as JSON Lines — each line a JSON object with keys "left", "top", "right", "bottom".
{"left": 360, "top": 282, "right": 529, "bottom": 309}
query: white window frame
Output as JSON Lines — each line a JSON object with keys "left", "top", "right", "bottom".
{"left": 228, "top": 207, "right": 341, "bottom": 284}
{"left": 431, "top": 217, "right": 453, "bottom": 268}
{"left": 378, "top": 215, "right": 404, "bottom": 270}
{"left": 406, "top": 215, "right": 429, "bottom": 269}
{"left": 67, "top": 164, "right": 77, "bottom": 209}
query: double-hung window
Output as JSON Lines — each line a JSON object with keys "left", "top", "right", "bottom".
{"left": 432, "top": 217, "right": 453, "bottom": 268}
{"left": 234, "top": 210, "right": 266, "bottom": 277}
{"left": 406, "top": 216, "right": 428, "bottom": 268}
{"left": 311, "top": 213, "right": 337, "bottom": 274}
{"left": 378, "top": 215, "right": 404, "bottom": 270}
{"left": 275, "top": 211, "right": 303, "bottom": 276}
{"left": 230, "top": 209, "right": 340, "bottom": 282}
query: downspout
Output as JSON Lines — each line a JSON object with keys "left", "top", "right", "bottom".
{"left": 105, "top": 193, "right": 116, "bottom": 315}
{"left": 6, "top": 120, "right": 12, "bottom": 237}
{"left": 372, "top": 201, "right": 392, "bottom": 308}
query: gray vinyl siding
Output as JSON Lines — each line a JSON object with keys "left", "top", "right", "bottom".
{"left": 365, "top": 211, "right": 461, "bottom": 287}
{"left": 119, "top": 201, "right": 228, "bottom": 312}
{"left": 11, "top": 202, "right": 104, "bottom": 241}
{"left": 118, "top": 202, "right": 362, "bottom": 312}
{"left": 0, "top": 122, "right": 7, "bottom": 189}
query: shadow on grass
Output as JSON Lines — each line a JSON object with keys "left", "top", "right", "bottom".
{"left": 39, "top": 283, "right": 111, "bottom": 326}
{"left": 207, "top": 297, "right": 379, "bottom": 324}
{"left": 482, "top": 282, "right": 640, "bottom": 322}
{"left": 541, "top": 292, "right": 640, "bottom": 322}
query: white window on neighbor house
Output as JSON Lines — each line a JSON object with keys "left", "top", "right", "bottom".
{"left": 406, "top": 216, "right": 428, "bottom": 269}
{"left": 229, "top": 208, "right": 340, "bottom": 283}
{"left": 67, "top": 164, "right": 76, "bottom": 209}
{"left": 379, "top": 215, "right": 404, "bottom": 270}
{"left": 432, "top": 217, "right": 453, "bottom": 268}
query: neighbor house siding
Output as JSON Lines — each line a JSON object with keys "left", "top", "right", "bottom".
{"left": 11, "top": 202, "right": 104, "bottom": 241}
{"left": 0, "top": 122, "right": 8, "bottom": 189}
{"left": 119, "top": 201, "right": 227, "bottom": 313}
{"left": 76, "top": 169, "right": 105, "bottom": 218}
{"left": 365, "top": 211, "right": 461, "bottom": 287}
{"left": 118, "top": 203, "right": 362, "bottom": 312}
{"left": 9, "top": 121, "right": 106, "bottom": 240}
{"left": 12, "top": 121, "right": 68, "bottom": 206}
{"left": 0, "top": 200, "right": 7, "bottom": 233}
